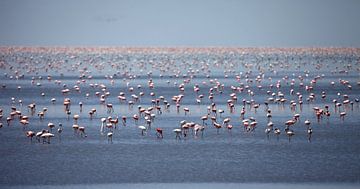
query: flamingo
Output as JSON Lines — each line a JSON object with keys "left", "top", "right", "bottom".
{"left": 37, "top": 111, "right": 45, "bottom": 120}
{"left": 107, "top": 132, "right": 113, "bottom": 143}
{"left": 36, "top": 130, "right": 46, "bottom": 142}
{"left": 218, "top": 109, "right": 224, "bottom": 117}
{"left": 78, "top": 126, "right": 87, "bottom": 137}
{"left": 66, "top": 110, "right": 71, "bottom": 120}
{"left": 265, "top": 128, "right": 272, "bottom": 139}
{"left": 146, "top": 119, "right": 152, "bottom": 129}
{"left": 156, "top": 128, "right": 163, "bottom": 138}
{"left": 72, "top": 124, "right": 79, "bottom": 134}
{"left": 20, "top": 119, "right": 29, "bottom": 130}
{"left": 250, "top": 121, "right": 257, "bottom": 132}
{"left": 182, "top": 123, "right": 190, "bottom": 137}
{"left": 293, "top": 113, "right": 300, "bottom": 122}
{"left": 48, "top": 122, "right": 55, "bottom": 131}
{"left": 274, "top": 128, "right": 281, "bottom": 140}
{"left": 110, "top": 116, "right": 119, "bottom": 129}
{"left": 57, "top": 123, "right": 63, "bottom": 140}
{"left": 307, "top": 127, "right": 313, "bottom": 142}
{"left": 227, "top": 124, "right": 233, "bottom": 133}
{"left": 266, "top": 112, "right": 272, "bottom": 121}
{"left": 285, "top": 119, "right": 296, "bottom": 130}
{"left": 133, "top": 114, "right": 139, "bottom": 124}
{"left": 286, "top": 129, "right": 295, "bottom": 142}
{"left": 100, "top": 118, "right": 106, "bottom": 133}
{"left": 242, "top": 119, "right": 250, "bottom": 132}
{"left": 106, "top": 123, "right": 113, "bottom": 131}
{"left": 25, "top": 131, "right": 35, "bottom": 142}
{"left": 89, "top": 110, "right": 95, "bottom": 119}
{"left": 253, "top": 104, "right": 260, "bottom": 113}
{"left": 41, "top": 132, "right": 55, "bottom": 144}
{"left": 340, "top": 112, "right": 346, "bottom": 120}
{"left": 240, "top": 108, "right": 246, "bottom": 119}
{"left": 73, "top": 114, "right": 80, "bottom": 124}
{"left": 138, "top": 125, "right": 147, "bottom": 136}
{"left": 193, "top": 124, "right": 204, "bottom": 136}
{"left": 173, "top": 128, "right": 182, "bottom": 139}
{"left": 183, "top": 107, "right": 190, "bottom": 115}
{"left": 201, "top": 115, "right": 208, "bottom": 125}
{"left": 77, "top": 101, "right": 82, "bottom": 112}
{"left": 223, "top": 118, "right": 231, "bottom": 125}
{"left": 121, "top": 116, "right": 127, "bottom": 126}
{"left": 107, "top": 104, "right": 114, "bottom": 113}
{"left": 213, "top": 122, "right": 222, "bottom": 134}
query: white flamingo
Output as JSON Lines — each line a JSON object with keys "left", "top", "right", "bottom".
{"left": 107, "top": 132, "right": 113, "bottom": 143}
{"left": 138, "top": 125, "right": 147, "bottom": 136}
{"left": 173, "top": 128, "right": 182, "bottom": 139}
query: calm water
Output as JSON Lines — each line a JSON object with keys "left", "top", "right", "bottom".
{"left": 0, "top": 48, "right": 359, "bottom": 187}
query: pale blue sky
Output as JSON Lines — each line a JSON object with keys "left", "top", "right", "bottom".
{"left": 0, "top": 0, "right": 359, "bottom": 47}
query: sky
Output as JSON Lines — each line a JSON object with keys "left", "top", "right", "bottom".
{"left": 0, "top": 0, "right": 359, "bottom": 47}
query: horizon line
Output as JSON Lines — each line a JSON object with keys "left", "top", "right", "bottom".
{"left": 1, "top": 45, "right": 360, "bottom": 49}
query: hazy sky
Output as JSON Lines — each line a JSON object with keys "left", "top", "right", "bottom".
{"left": 0, "top": 0, "right": 359, "bottom": 47}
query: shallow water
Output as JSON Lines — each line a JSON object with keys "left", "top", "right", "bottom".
{"left": 3, "top": 183, "right": 360, "bottom": 189}
{"left": 0, "top": 48, "right": 359, "bottom": 186}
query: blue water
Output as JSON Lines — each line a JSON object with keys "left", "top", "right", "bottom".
{"left": 0, "top": 48, "right": 359, "bottom": 187}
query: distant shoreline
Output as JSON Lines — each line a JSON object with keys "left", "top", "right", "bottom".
{"left": 1, "top": 46, "right": 359, "bottom": 55}
{"left": 3, "top": 183, "right": 360, "bottom": 189}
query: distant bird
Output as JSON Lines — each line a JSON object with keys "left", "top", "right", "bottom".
{"left": 73, "top": 114, "right": 80, "bottom": 124}
{"left": 57, "top": 123, "right": 63, "bottom": 141}
{"left": 41, "top": 132, "right": 55, "bottom": 144}
{"left": 307, "top": 128, "right": 313, "bottom": 142}
{"left": 138, "top": 125, "right": 147, "bottom": 136}
{"left": 107, "top": 132, "right": 113, "bottom": 143}
{"left": 36, "top": 130, "right": 46, "bottom": 142}
{"left": 26, "top": 131, "right": 35, "bottom": 142}
{"left": 183, "top": 107, "right": 190, "bottom": 115}
{"left": 274, "top": 128, "right": 281, "bottom": 140}
{"left": 286, "top": 130, "right": 295, "bottom": 142}
{"left": 48, "top": 122, "right": 55, "bottom": 131}
{"left": 156, "top": 128, "right": 163, "bottom": 138}
{"left": 173, "top": 129, "right": 182, "bottom": 139}
{"left": 78, "top": 126, "right": 87, "bottom": 137}
{"left": 194, "top": 124, "right": 205, "bottom": 137}
{"left": 265, "top": 128, "right": 272, "bottom": 139}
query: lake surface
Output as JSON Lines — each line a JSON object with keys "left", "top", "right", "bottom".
{"left": 0, "top": 47, "right": 359, "bottom": 188}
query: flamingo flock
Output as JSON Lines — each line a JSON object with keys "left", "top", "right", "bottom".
{"left": 0, "top": 47, "right": 359, "bottom": 145}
